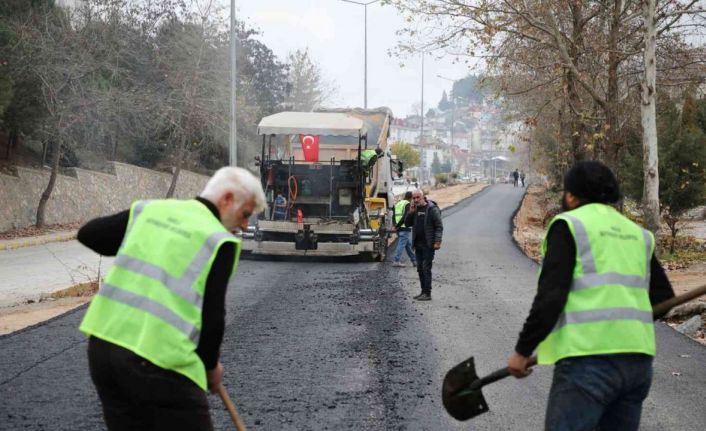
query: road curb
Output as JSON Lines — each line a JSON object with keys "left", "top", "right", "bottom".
{"left": 0, "top": 231, "right": 78, "bottom": 251}
{"left": 510, "top": 187, "right": 533, "bottom": 262}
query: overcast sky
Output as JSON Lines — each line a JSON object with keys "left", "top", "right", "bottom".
{"left": 234, "top": 0, "right": 477, "bottom": 118}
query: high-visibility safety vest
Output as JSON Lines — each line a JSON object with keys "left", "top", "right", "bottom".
{"left": 80, "top": 199, "right": 241, "bottom": 390}
{"left": 394, "top": 199, "right": 409, "bottom": 228}
{"left": 537, "top": 203, "right": 655, "bottom": 365}
{"left": 360, "top": 149, "right": 379, "bottom": 170}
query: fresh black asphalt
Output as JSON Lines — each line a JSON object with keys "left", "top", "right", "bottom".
{"left": 1, "top": 185, "right": 704, "bottom": 430}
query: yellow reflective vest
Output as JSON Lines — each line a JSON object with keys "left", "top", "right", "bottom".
{"left": 394, "top": 199, "right": 409, "bottom": 228}
{"left": 80, "top": 199, "right": 240, "bottom": 390}
{"left": 537, "top": 203, "right": 655, "bottom": 364}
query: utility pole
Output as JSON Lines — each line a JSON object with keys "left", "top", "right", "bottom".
{"left": 420, "top": 52, "right": 424, "bottom": 146}
{"left": 341, "top": 0, "right": 379, "bottom": 109}
{"left": 229, "top": 0, "right": 237, "bottom": 166}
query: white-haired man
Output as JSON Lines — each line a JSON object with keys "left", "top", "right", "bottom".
{"left": 77, "top": 167, "right": 265, "bottom": 431}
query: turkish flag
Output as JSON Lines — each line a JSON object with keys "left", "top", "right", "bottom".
{"left": 300, "top": 134, "right": 320, "bottom": 162}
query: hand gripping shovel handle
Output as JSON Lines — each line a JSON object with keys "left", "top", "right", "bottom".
{"left": 471, "top": 356, "right": 539, "bottom": 390}
{"left": 217, "top": 385, "right": 247, "bottom": 431}
{"left": 474, "top": 284, "right": 706, "bottom": 391}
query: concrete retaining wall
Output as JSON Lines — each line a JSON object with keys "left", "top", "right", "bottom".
{"left": 0, "top": 162, "right": 209, "bottom": 232}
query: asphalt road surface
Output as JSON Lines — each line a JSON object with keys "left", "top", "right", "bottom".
{"left": 1, "top": 185, "right": 705, "bottom": 430}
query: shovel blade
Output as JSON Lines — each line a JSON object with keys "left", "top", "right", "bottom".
{"left": 442, "top": 356, "right": 490, "bottom": 421}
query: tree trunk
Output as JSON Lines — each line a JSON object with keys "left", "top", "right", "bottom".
{"left": 166, "top": 140, "right": 185, "bottom": 198}
{"left": 604, "top": 0, "right": 623, "bottom": 170}
{"left": 36, "top": 139, "right": 61, "bottom": 228}
{"left": 568, "top": 3, "right": 585, "bottom": 163}
{"left": 641, "top": 0, "right": 660, "bottom": 236}
{"left": 5, "top": 130, "right": 17, "bottom": 160}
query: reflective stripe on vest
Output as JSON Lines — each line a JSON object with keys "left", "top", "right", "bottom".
{"left": 554, "top": 308, "right": 653, "bottom": 332}
{"left": 562, "top": 214, "right": 653, "bottom": 293}
{"left": 99, "top": 283, "right": 201, "bottom": 344}
{"left": 394, "top": 199, "right": 408, "bottom": 227}
{"left": 111, "top": 231, "right": 235, "bottom": 314}
{"left": 537, "top": 204, "right": 655, "bottom": 364}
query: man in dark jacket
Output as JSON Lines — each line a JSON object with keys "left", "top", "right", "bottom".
{"left": 404, "top": 190, "right": 443, "bottom": 301}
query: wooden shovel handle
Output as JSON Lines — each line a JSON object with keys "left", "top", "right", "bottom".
{"left": 217, "top": 385, "right": 247, "bottom": 431}
{"left": 653, "top": 284, "right": 706, "bottom": 318}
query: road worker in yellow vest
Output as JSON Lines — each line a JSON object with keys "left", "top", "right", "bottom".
{"left": 391, "top": 191, "right": 417, "bottom": 268}
{"left": 508, "top": 161, "right": 674, "bottom": 431}
{"left": 77, "top": 167, "right": 265, "bottom": 431}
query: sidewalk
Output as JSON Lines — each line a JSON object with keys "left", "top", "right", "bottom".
{"left": 0, "top": 239, "right": 112, "bottom": 308}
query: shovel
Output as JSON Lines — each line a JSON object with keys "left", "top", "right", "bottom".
{"left": 217, "top": 384, "right": 248, "bottom": 431}
{"left": 442, "top": 284, "right": 706, "bottom": 421}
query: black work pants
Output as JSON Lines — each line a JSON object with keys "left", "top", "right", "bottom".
{"left": 415, "top": 244, "right": 435, "bottom": 294}
{"left": 88, "top": 336, "right": 213, "bottom": 431}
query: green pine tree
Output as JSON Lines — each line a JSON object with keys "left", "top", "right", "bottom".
{"left": 659, "top": 94, "right": 706, "bottom": 252}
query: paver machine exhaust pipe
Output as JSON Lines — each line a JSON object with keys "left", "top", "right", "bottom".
{"left": 442, "top": 284, "right": 706, "bottom": 421}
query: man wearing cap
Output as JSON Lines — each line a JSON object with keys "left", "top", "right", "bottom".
{"left": 507, "top": 161, "right": 674, "bottom": 431}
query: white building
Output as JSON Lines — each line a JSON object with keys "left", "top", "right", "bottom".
{"left": 390, "top": 118, "right": 420, "bottom": 145}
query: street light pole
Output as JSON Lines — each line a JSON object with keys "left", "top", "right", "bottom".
{"left": 341, "top": 0, "right": 379, "bottom": 109}
{"left": 364, "top": 3, "right": 367, "bottom": 108}
{"left": 420, "top": 52, "right": 424, "bottom": 146}
{"left": 229, "top": 0, "right": 237, "bottom": 166}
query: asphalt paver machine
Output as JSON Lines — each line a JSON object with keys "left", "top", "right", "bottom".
{"left": 241, "top": 108, "right": 403, "bottom": 260}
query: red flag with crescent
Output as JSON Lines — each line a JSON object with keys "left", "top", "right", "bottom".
{"left": 300, "top": 134, "right": 320, "bottom": 162}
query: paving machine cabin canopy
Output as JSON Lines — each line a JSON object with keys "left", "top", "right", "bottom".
{"left": 257, "top": 111, "right": 368, "bottom": 137}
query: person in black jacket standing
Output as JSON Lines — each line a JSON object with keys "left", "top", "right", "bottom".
{"left": 404, "top": 190, "right": 443, "bottom": 301}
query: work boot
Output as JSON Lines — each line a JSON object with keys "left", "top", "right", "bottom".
{"left": 413, "top": 293, "right": 431, "bottom": 301}
{"left": 392, "top": 261, "right": 405, "bottom": 267}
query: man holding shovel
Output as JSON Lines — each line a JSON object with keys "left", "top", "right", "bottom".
{"left": 508, "top": 161, "right": 675, "bottom": 431}
{"left": 77, "top": 167, "right": 265, "bottom": 430}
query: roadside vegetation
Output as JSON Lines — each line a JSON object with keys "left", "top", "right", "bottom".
{"left": 0, "top": 0, "right": 333, "bottom": 228}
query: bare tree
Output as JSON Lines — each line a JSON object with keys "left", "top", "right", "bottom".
{"left": 284, "top": 49, "right": 337, "bottom": 111}
{"left": 9, "top": 5, "right": 101, "bottom": 227}
{"left": 387, "top": 0, "right": 705, "bottom": 216}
